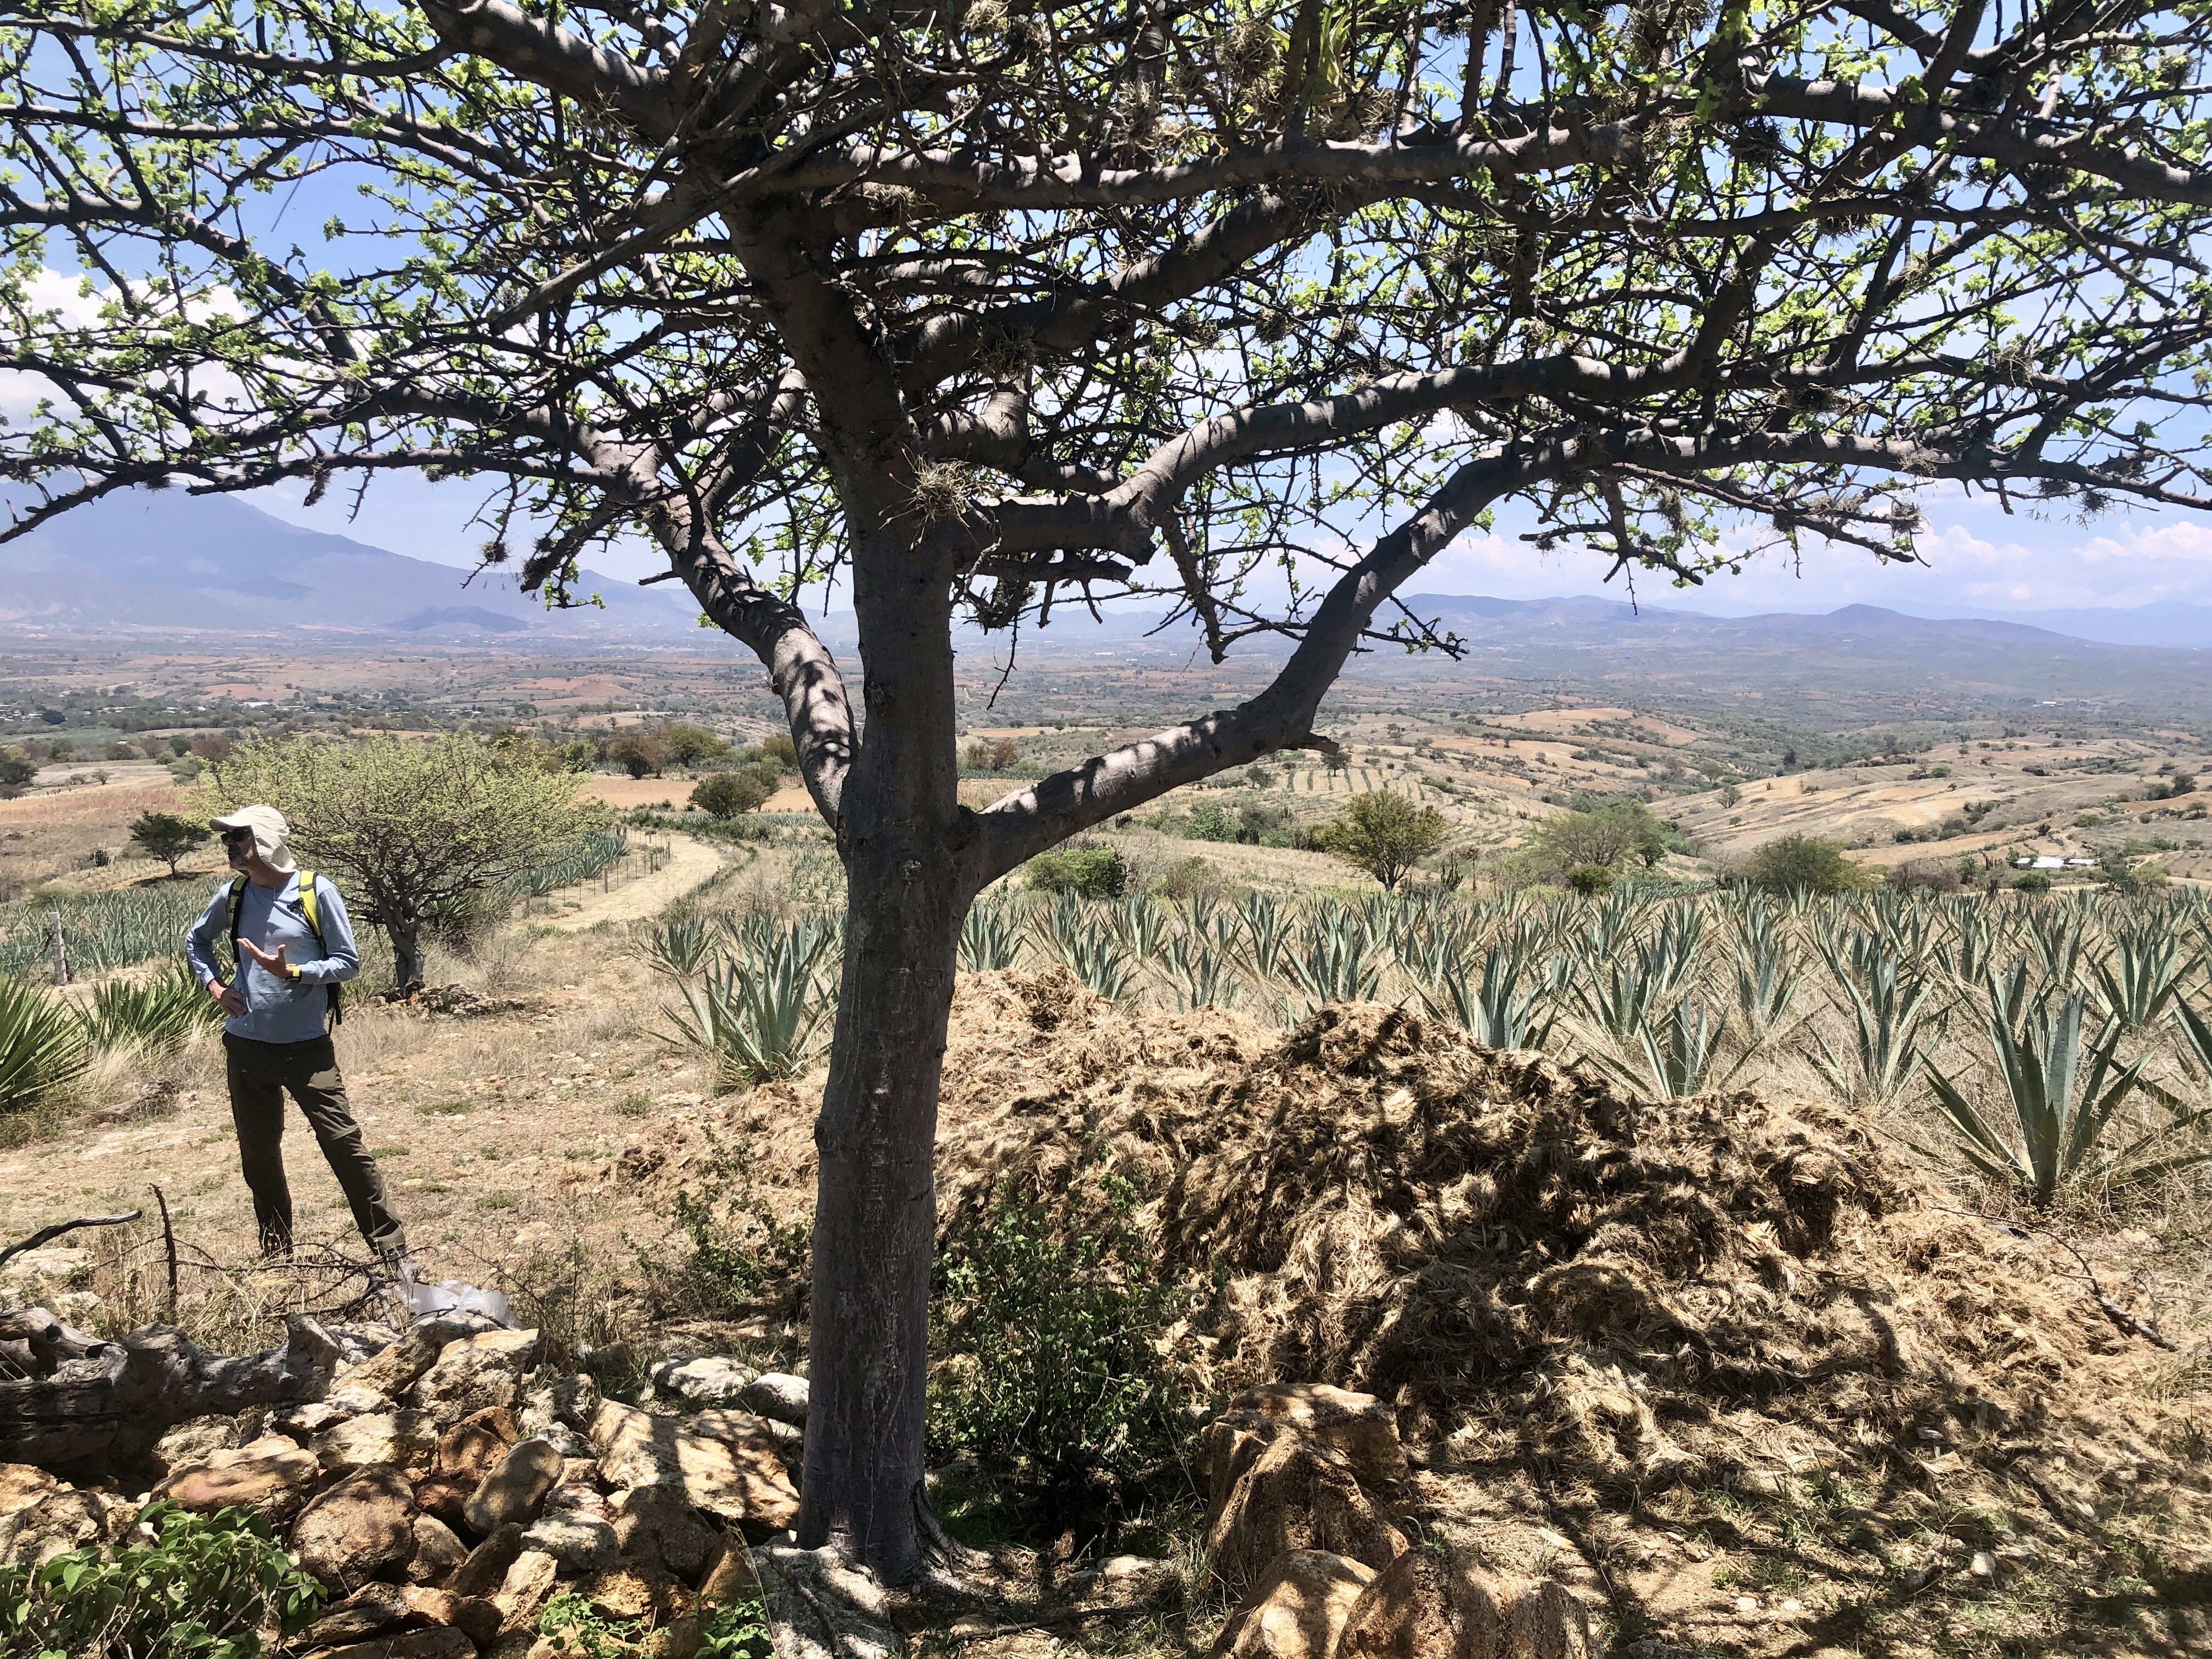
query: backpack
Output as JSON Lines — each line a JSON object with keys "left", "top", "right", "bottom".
{"left": 228, "top": 870, "right": 344, "bottom": 1027}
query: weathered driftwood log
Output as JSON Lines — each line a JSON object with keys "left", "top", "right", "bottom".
{"left": 0, "top": 1307, "right": 339, "bottom": 1480}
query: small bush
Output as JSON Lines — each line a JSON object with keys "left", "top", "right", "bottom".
{"left": 81, "top": 961, "right": 223, "bottom": 1056}
{"left": 1024, "top": 845, "right": 1128, "bottom": 899}
{"left": 0, "top": 1499, "right": 324, "bottom": 1659}
{"left": 1146, "top": 855, "right": 1233, "bottom": 902}
{"left": 2015, "top": 869, "right": 2054, "bottom": 894}
{"left": 1742, "top": 833, "right": 1871, "bottom": 894}
{"left": 1184, "top": 802, "right": 1237, "bottom": 842}
{"left": 930, "top": 1171, "right": 1190, "bottom": 1521}
{"left": 690, "top": 768, "right": 777, "bottom": 818}
{"left": 1564, "top": 863, "right": 1614, "bottom": 895}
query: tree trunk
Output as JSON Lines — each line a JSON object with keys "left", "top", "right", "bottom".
{"left": 0, "top": 1306, "right": 340, "bottom": 1481}
{"left": 795, "top": 544, "right": 964, "bottom": 1585}
{"left": 388, "top": 918, "right": 425, "bottom": 990}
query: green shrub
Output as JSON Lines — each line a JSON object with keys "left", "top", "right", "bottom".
{"left": 1184, "top": 802, "right": 1236, "bottom": 842}
{"left": 2014, "top": 869, "right": 2053, "bottom": 894}
{"left": 689, "top": 766, "right": 777, "bottom": 818}
{"left": 0, "top": 1499, "right": 324, "bottom": 1659}
{"left": 0, "top": 975, "right": 89, "bottom": 1114}
{"left": 1741, "top": 833, "right": 1871, "bottom": 894}
{"left": 930, "top": 1171, "right": 1190, "bottom": 1517}
{"left": 1023, "top": 845, "right": 1128, "bottom": 898}
{"left": 1564, "top": 863, "right": 1614, "bottom": 895}
{"left": 127, "top": 811, "right": 211, "bottom": 877}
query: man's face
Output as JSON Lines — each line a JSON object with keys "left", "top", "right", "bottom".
{"left": 222, "top": 826, "right": 254, "bottom": 869}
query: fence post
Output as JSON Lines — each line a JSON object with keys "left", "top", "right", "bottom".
{"left": 46, "top": 910, "right": 67, "bottom": 985}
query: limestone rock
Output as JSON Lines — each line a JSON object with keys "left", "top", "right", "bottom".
{"left": 408, "top": 1513, "right": 469, "bottom": 1585}
{"left": 1335, "top": 1551, "right": 1591, "bottom": 1659}
{"left": 0, "top": 1464, "right": 58, "bottom": 1522}
{"left": 438, "top": 1406, "right": 519, "bottom": 1478}
{"left": 651, "top": 1355, "right": 758, "bottom": 1407}
{"left": 448, "top": 1521, "right": 527, "bottom": 1598}
{"left": 345, "top": 1318, "right": 483, "bottom": 1398}
{"left": 290, "top": 1464, "right": 418, "bottom": 1593}
{"left": 413, "top": 1472, "right": 478, "bottom": 1531}
{"left": 1212, "top": 1551, "right": 1376, "bottom": 1659}
{"left": 314, "top": 1628, "right": 477, "bottom": 1659}
{"left": 580, "top": 1565, "right": 692, "bottom": 1621}
{"left": 610, "top": 1483, "right": 719, "bottom": 1581}
{"left": 151, "top": 1415, "right": 240, "bottom": 1469}
{"left": 1, "top": 1487, "right": 118, "bottom": 1567}
{"left": 1206, "top": 1436, "right": 1405, "bottom": 1588}
{"left": 517, "top": 1373, "right": 599, "bottom": 1440}
{"left": 325, "top": 1383, "right": 400, "bottom": 1417}
{"left": 157, "top": 1438, "right": 324, "bottom": 1521}
{"left": 523, "top": 1510, "right": 619, "bottom": 1573}
{"left": 737, "top": 1373, "right": 808, "bottom": 1427}
{"left": 314, "top": 1410, "right": 441, "bottom": 1475}
{"left": 302, "top": 1582, "right": 412, "bottom": 1645}
{"left": 402, "top": 1584, "right": 506, "bottom": 1647}
{"left": 492, "top": 1547, "right": 560, "bottom": 1629}
{"left": 465, "top": 1438, "right": 564, "bottom": 1533}
{"left": 407, "top": 1330, "right": 541, "bottom": 1429}
{"left": 1227, "top": 1385, "right": 1408, "bottom": 1487}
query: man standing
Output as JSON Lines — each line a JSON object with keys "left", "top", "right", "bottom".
{"left": 185, "top": 804, "right": 410, "bottom": 1274}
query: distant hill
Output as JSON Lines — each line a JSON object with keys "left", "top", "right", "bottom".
{"left": 0, "top": 492, "right": 699, "bottom": 641}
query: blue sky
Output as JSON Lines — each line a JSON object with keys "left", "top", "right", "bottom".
{"left": 241, "top": 469, "right": 2212, "bottom": 621}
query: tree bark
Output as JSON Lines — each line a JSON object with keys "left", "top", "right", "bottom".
{"left": 0, "top": 1306, "right": 340, "bottom": 1481}
{"left": 794, "top": 539, "right": 966, "bottom": 1585}
{"left": 389, "top": 918, "right": 425, "bottom": 991}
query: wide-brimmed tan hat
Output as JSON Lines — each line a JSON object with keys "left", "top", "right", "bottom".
{"left": 209, "top": 803, "right": 298, "bottom": 874}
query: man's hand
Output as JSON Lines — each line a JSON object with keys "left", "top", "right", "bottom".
{"left": 206, "top": 976, "right": 247, "bottom": 1015}
{"left": 239, "top": 938, "right": 291, "bottom": 977}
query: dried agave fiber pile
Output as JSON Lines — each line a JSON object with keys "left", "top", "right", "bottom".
{"left": 928, "top": 968, "right": 2208, "bottom": 1509}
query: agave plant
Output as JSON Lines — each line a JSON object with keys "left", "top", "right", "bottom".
{"left": 959, "top": 895, "right": 1024, "bottom": 972}
{"left": 1419, "top": 942, "right": 1556, "bottom": 1050}
{"left": 2087, "top": 924, "right": 2191, "bottom": 1032}
{"left": 1600, "top": 995, "right": 1749, "bottom": 1101}
{"left": 1731, "top": 917, "right": 1804, "bottom": 1041}
{"left": 0, "top": 975, "right": 91, "bottom": 1114}
{"left": 1163, "top": 932, "right": 1240, "bottom": 1011}
{"left": 664, "top": 925, "right": 836, "bottom": 1086}
{"left": 1233, "top": 892, "right": 1295, "bottom": 985}
{"left": 80, "top": 961, "right": 223, "bottom": 1056}
{"left": 1108, "top": 895, "right": 1170, "bottom": 961}
{"left": 1575, "top": 954, "right": 1665, "bottom": 1048}
{"left": 636, "top": 912, "right": 718, "bottom": 981}
{"left": 1925, "top": 965, "right": 2205, "bottom": 1206}
{"left": 1285, "top": 912, "right": 1381, "bottom": 1008}
{"left": 1056, "top": 930, "right": 1138, "bottom": 1002}
{"left": 1806, "top": 947, "right": 1942, "bottom": 1111}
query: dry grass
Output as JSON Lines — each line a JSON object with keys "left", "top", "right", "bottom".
{"left": 0, "top": 777, "right": 206, "bottom": 897}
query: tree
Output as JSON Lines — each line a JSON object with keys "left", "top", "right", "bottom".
{"left": 1312, "top": 792, "right": 1449, "bottom": 890}
{"left": 127, "top": 811, "right": 211, "bottom": 878}
{"left": 658, "top": 723, "right": 730, "bottom": 768}
{"left": 1742, "top": 834, "right": 1872, "bottom": 895}
{"left": 1528, "top": 797, "right": 1675, "bottom": 876}
{"left": 691, "top": 768, "right": 778, "bottom": 819}
{"left": 7, "top": 0, "right": 2212, "bottom": 1581}
{"left": 201, "top": 736, "right": 601, "bottom": 987}
{"left": 606, "top": 732, "right": 666, "bottom": 780}
{"left": 0, "top": 755, "right": 34, "bottom": 798}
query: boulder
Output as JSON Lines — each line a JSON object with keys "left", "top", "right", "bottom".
{"left": 590, "top": 1402, "right": 798, "bottom": 1538}
{"left": 465, "top": 1438, "right": 565, "bottom": 1533}
{"left": 448, "top": 1521, "right": 527, "bottom": 1598}
{"left": 314, "top": 1629, "right": 477, "bottom": 1659}
{"left": 313, "top": 1410, "right": 441, "bottom": 1475}
{"left": 515, "top": 1373, "right": 598, "bottom": 1440}
{"left": 1335, "top": 1551, "right": 1592, "bottom": 1659}
{"left": 302, "top": 1582, "right": 413, "bottom": 1645}
{"left": 1212, "top": 1551, "right": 1377, "bottom": 1659}
{"left": 610, "top": 1483, "right": 719, "bottom": 1581}
{"left": 737, "top": 1373, "right": 808, "bottom": 1428}
{"left": 1206, "top": 1436, "right": 1406, "bottom": 1588}
{"left": 491, "top": 1547, "right": 561, "bottom": 1629}
{"left": 651, "top": 1356, "right": 759, "bottom": 1407}
{"left": 522, "top": 1510, "right": 620, "bottom": 1573}
{"left": 412, "top": 1472, "right": 478, "bottom": 1531}
{"left": 408, "top": 1513, "right": 470, "bottom": 1585}
{"left": 438, "top": 1407, "right": 519, "bottom": 1477}
{"left": 0, "top": 1464, "right": 58, "bottom": 1522}
{"left": 403, "top": 1584, "right": 506, "bottom": 1647}
{"left": 1226, "top": 1385, "right": 1408, "bottom": 1487}
{"left": 407, "top": 1330, "right": 541, "bottom": 1429}
{"left": 157, "top": 1437, "right": 324, "bottom": 1521}
{"left": 1, "top": 1487, "right": 120, "bottom": 1568}
{"left": 580, "top": 1565, "right": 692, "bottom": 1622}
{"left": 290, "top": 1464, "right": 418, "bottom": 1593}
{"left": 345, "top": 1320, "right": 477, "bottom": 1397}
{"left": 150, "top": 1415, "right": 240, "bottom": 1468}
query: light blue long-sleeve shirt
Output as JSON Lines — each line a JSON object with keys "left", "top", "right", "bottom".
{"left": 184, "top": 872, "right": 360, "bottom": 1044}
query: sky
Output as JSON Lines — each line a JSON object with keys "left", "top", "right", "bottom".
{"left": 240, "top": 468, "right": 2212, "bottom": 622}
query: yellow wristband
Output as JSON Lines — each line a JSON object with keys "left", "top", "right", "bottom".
{"left": 285, "top": 963, "right": 302, "bottom": 981}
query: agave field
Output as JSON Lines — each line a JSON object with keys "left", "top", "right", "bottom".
{"left": 642, "top": 882, "right": 2212, "bottom": 1209}
{"left": 0, "top": 883, "right": 208, "bottom": 980}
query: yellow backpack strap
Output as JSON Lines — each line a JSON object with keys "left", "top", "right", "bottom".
{"left": 294, "top": 870, "right": 343, "bottom": 1028}
{"left": 226, "top": 873, "right": 250, "bottom": 967}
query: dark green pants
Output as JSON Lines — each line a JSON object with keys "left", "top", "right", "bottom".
{"left": 223, "top": 1033, "right": 407, "bottom": 1257}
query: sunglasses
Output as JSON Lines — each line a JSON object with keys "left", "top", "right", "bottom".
{"left": 221, "top": 827, "right": 254, "bottom": 844}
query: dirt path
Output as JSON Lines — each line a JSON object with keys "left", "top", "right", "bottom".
{"left": 544, "top": 832, "right": 726, "bottom": 929}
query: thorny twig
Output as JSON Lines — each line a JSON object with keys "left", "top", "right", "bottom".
{"left": 1944, "top": 1206, "right": 2191, "bottom": 1353}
